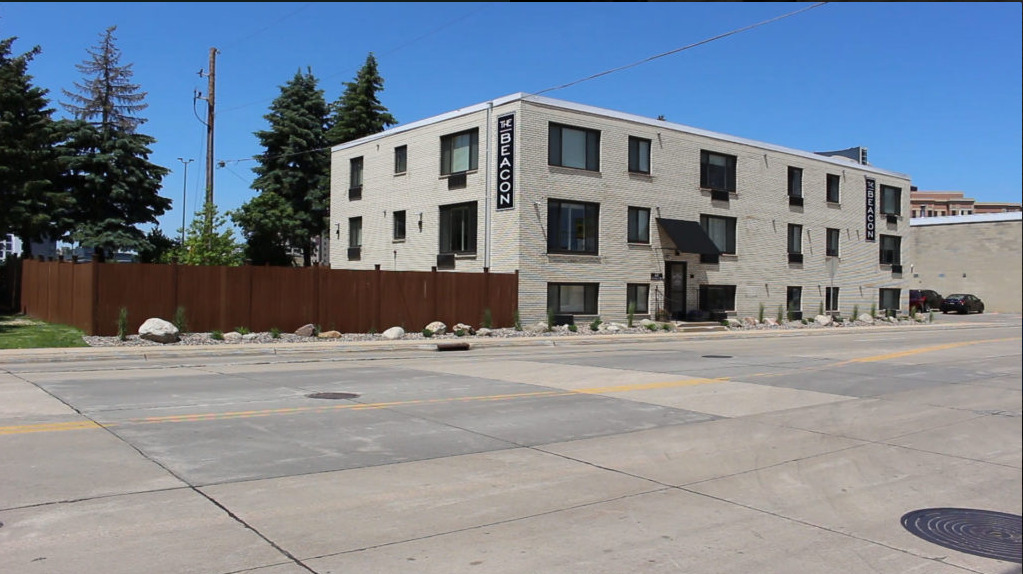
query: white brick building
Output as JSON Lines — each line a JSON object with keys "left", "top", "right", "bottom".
{"left": 329, "top": 93, "right": 911, "bottom": 325}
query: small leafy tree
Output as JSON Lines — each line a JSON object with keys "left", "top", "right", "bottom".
{"left": 758, "top": 303, "right": 765, "bottom": 323}
{"left": 172, "top": 306, "right": 188, "bottom": 333}
{"left": 177, "top": 202, "right": 244, "bottom": 266}
{"left": 481, "top": 308, "right": 492, "bottom": 329}
{"left": 117, "top": 306, "right": 128, "bottom": 341}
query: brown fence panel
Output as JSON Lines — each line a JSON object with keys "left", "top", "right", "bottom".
{"left": 250, "top": 265, "right": 317, "bottom": 332}
{"left": 379, "top": 270, "right": 434, "bottom": 332}
{"left": 488, "top": 270, "right": 519, "bottom": 328}
{"left": 94, "top": 263, "right": 176, "bottom": 336}
{"left": 71, "top": 264, "right": 94, "bottom": 333}
{"left": 435, "top": 271, "right": 488, "bottom": 328}
{"left": 320, "top": 269, "right": 377, "bottom": 333}
{"left": 175, "top": 265, "right": 223, "bottom": 333}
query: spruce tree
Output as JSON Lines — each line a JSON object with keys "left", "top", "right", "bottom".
{"left": 326, "top": 52, "right": 397, "bottom": 145}
{"left": 58, "top": 26, "right": 170, "bottom": 261}
{"left": 0, "top": 36, "right": 72, "bottom": 255}
{"left": 240, "top": 67, "right": 329, "bottom": 266}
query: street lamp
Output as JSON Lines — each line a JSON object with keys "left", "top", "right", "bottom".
{"left": 177, "top": 158, "right": 194, "bottom": 246}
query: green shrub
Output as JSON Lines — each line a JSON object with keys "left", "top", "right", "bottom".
{"left": 627, "top": 302, "right": 636, "bottom": 327}
{"left": 422, "top": 328, "right": 434, "bottom": 338}
{"left": 818, "top": 301, "right": 824, "bottom": 316}
{"left": 270, "top": 327, "right": 281, "bottom": 339}
{"left": 173, "top": 306, "right": 188, "bottom": 333}
{"left": 235, "top": 326, "right": 250, "bottom": 335}
{"left": 928, "top": 310, "right": 934, "bottom": 323}
{"left": 454, "top": 328, "right": 466, "bottom": 337}
{"left": 312, "top": 324, "right": 321, "bottom": 336}
{"left": 646, "top": 323, "right": 658, "bottom": 331}
{"left": 513, "top": 309, "right": 522, "bottom": 331}
{"left": 662, "top": 323, "right": 672, "bottom": 331}
{"left": 870, "top": 303, "right": 877, "bottom": 317}
{"left": 211, "top": 330, "right": 224, "bottom": 340}
{"left": 758, "top": 303, "right": 765, "bottom": 323}
{"left": 589, "top": 316, "right": 602, "bottom": 331}
{"left": 117, "top": 307, "right": 129, "bottom": 341}
{"left": 853, "top": 304, "right": 860, "bottom": 318}
{"left": 776, "top": 305, "right": 783, "bottom": 323}
{"left": 482, "top": 308, "right": 493, "bottom": 329}
{"left": 568, "top": 324, "right": 578, "bottom": 332}
{"left": 547, "top": 308, "right": 555, "bottom": 331}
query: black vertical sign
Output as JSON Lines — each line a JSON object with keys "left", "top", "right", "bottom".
{"left": 496, "top": 114, "right": 514, "bottom": 210}
{"left": 865, "top": 177, "right": 876, "bottom": 242}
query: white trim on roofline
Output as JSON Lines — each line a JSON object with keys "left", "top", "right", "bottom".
{"left": 911, "top": 211, "right": 1022, "bottom": 226}
{"left": 331, "top": 92, "right": 910, "bottom": 180}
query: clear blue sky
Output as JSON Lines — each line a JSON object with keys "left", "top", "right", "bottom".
{"left": 2, "top": 2, "right": 1020, "bottom": 238}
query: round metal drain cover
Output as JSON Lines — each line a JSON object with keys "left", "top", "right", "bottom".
{"left": 901, "top": 508, "right": 1022, "bottom": 563}
{"left": 306, "top": 392, "right": 359, "bottom": 400}
{"left": 702, "top": 355, "right": 732, "bottom": 359}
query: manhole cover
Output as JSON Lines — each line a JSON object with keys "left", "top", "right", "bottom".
{"left": 306, "top": 392, "right": 359, "bottom": 400}
{"left": 702, "top": 355, "right": 732, "bottom": 359}
{"left": 901, "top": 508, "right": 1022, "bottom": 563}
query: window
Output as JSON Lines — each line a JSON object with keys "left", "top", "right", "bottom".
{"left": 787, "top": 224, "right": 802, "bottom": 254}
{"left": 394, "top": 145, "right": 407, "bottom": 174}
{"left": 827, "top": 173, "right": 841, "bottom": 203}
{"left": 439, "top": 201, "right": 477, "bottom": 254}
{"left": 700, "top": 150, "right": 736, "bottom": 192}
{"left": 879, "top": 288, "right": 900, "bottom": 313}
{"left": 788, "top": 167, "right": 803, "bottom": 198}
{"left": 700, "top": 214, "right": 736, "bottom": 254}
{"left": 549, "top": 123, "right": 600, "bottom": 171}
{"left": 879, "top": 234, "right": 901, "bottom": 265}
{"left": 548, "top": 199, "right": 599, "bottom": 254}
{"left": 826, "top": 228, "right": 840, "bottom": 257}
{"left": 627, "top": 206, "right": 650, "bottom": 244}
{"left": 349, "top": 157, "right": 363, "bottom": 200}
{"left": 627, "top": 284, "right": 650, "bottom": 314}
{"left": 880, "top": 184, "right": 901, "bottom": 215}
{"left": 440, "top": 129, "right": 478, "bottom": 175}
{"left": 393, "top": 210, "right": 406, "bottom": 241}
{"left": 826, "top": 287, "right": 839, "bottom": 312}
{"left": 699, "top": 284, "right": 736, "bottom": 312}
{"left": 628, "top": 136, "right": 651, "bottom": 174}
{"left": 348, "top": 217, "right": 362, "bottom": 261}
{"left": 547, "top": 283, "right": 598, "bottom": 315}
{"left": 786, "top": 286, "right": 802, "bottom": 314}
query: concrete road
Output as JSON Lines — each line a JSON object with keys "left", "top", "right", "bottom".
{"left": 1, "top": 314, "right": 1020, "bottom": 573}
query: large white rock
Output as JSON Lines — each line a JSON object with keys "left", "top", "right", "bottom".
{"left": 138, "top": 318, "right": 179, "bottom": 344}
{"left": 381, "top": 326, "right": 404, "bottom": 340}
{"left": 424, "top": 321, "right": 447, "bottom": 335}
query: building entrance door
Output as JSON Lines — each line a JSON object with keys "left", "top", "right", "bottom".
{"left": 665, "top": 261, "right": 687, "bottom": 320}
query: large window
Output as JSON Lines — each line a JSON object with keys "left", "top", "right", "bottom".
{"left": 349, "top": 157, "right": 363, "bottom": 200}
{"left": 826, "top": 228, "right": 840, "bottom": 257}
{"left": 880, "top": 184, "right": 902, "bottom": 215}
{"left": 547, "top": 283, "right": 598, "bottom": 315}
{"left": 394, "top": 145, "right": 407, "bottom": 174}
{"left": 787, "top": 224, "right": 802, "bottom": 254}
{"left": 700, "top": 214, "right": 736, "bottom": 254}
{"left": 393, "top": 210, "right": 406, "bottom": 241}
{"left": 440, "top": 129, "right": 478, "bottom": 175}
{"left": 879, "top": 234, "right": 901, "bottom": 265}
{"left": 627, "top": 206, "right": 650, "bottom": 244}
{"left": 879, "top": 288, "right": 900, "bottom": 313}
{"left": 700, "top": 150, "right": 736, "bottom": 192}
{"left": 627, "top": 284, "right": 650, "bottom": 314}
{"left": 699, "top": 284, "right": 736, "bottom": 312}
{"left": 826, "top": 173, "right": 841, "bottom": 203}
{"left": 549, "top": 123, "right": 600, "bottom": 171}
{"left": 826, "top": 287, "right": 840, "bottom": 313}
{"left": 548, "top": 199, "right": 599, "bottom": 254}
{"left": 439, "top": 201, "right": 477, "bottom": 254}
{"left": 787, "top": 167, "right": 803, "bottom": 198}
{"left": 628, "top": 136, "right": 651, "bottom": 174}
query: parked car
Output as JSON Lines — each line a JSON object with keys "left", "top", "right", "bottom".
{"left": 909, "top": 289, "right": 944, "bottom": 312}
{"left": 940, "top": 293, "right": 985, "bottom": 314}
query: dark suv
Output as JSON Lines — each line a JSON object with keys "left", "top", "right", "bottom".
{"left": 909, "top": 289, "right": 943, "bottom": 312}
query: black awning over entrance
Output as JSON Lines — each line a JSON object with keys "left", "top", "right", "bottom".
{"left": 656, "top": 218, "right": 721, "bottom": 255}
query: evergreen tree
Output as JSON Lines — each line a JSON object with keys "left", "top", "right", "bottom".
{"left": 137, "top": 227, "right": 178, "bottom": 263}
{"left": 240, "top": 68, "right": 329, "bottom": 266}
{"left": 0, "top": 36, "right": 73, "bottom": 255}
{"left": 326, "top": 52, "right": 397, "bottom": 145}
{"left": 58, "top": 26, "right": 171, "bottom": 261}
{"left": 178, "top": 202, "right": 243, "bottom": 266}
{"left": 231, "top": 191, "right": 296, "bottom": 266}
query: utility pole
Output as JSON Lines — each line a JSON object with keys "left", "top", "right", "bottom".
{"left": 199, "top": 47, "right": 217, "bottom": 208}
{"left": 177, "top": 158, "right": 194, "bottom": 246}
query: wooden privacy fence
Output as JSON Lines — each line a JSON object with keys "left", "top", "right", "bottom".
{"left": 19, "top": 259, "right": 519, "bottom": 336}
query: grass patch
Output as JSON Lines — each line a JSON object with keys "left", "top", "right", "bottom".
{"left": 0, "top": 314, "right": 88, "bottom": 349}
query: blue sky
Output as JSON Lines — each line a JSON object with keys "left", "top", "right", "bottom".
{"left": 2, "top": 2, "right": 1020, "bottom": 237}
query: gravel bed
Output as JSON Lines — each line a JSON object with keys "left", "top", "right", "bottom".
{"left": 81, "top": 317, "right": 923, "bottom": 347}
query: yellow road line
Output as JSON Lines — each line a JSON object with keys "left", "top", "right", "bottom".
{"left": 0, "top": 420, "right": 104, "bottom": 435}
{"left": 835, "top": 336, "right": 1020, "bottom": 366}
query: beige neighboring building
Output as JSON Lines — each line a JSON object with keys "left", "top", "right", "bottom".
{"left": 329, "top": 93, "right": 913, "bottom": 325}
{"left": 910, "top": 212, "right": 1022, "bottom": 313}
{"left": 911, "top": 189, "right": 1022, "bottom": 218}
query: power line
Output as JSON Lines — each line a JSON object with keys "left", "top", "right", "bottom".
{"left": 217, "top": 2, "right": 829, "bottom": 168}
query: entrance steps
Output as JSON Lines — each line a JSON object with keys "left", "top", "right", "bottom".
{"left": 673, "top": 321, "right": 728, "bottom": 333}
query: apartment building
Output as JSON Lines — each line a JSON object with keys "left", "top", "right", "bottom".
{"left": 911, "top": 189, "right": 1022, "bottom": 218}
{"left": 329, "top": 93, "right": 912, "bottom": 325}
